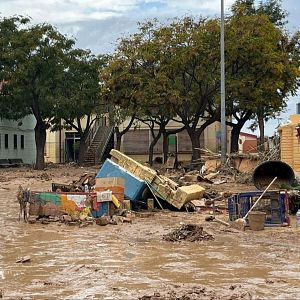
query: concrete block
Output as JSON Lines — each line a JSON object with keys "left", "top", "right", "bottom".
{"left": 171, "top": 185, "right": 205, "bottom": 209}
{"left": 110, "top": 149, "right": 157, "bottom": 183}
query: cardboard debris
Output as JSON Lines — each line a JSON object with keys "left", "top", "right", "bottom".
{"left": 190, "top": 200, "right": 206, "bottom": 207}
{"left": 204, "top": 172, "right": 219, "bottom": 181}
{"left": 165, "top": 156, "right": 176, "bottom": 169}
{"left": 95, "top": 177, "right": 124, "bottom": 187}
{"left": 204, "top": 159, "right": 221, "bottom": 173}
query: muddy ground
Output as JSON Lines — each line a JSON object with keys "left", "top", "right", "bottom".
{"left": 0, "top": 165, "right": 299, "bottom": 299}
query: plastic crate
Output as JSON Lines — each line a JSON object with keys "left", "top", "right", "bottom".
{"left": 228, "top": 191, "right": 288, "bottom": 224}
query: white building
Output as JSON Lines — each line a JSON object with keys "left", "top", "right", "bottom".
{"left": 0, "top": 115, "right": 36, "bottom": 164}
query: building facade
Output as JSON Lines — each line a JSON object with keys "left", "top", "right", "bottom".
{"left": 0, "top": 115, "right": 36, "bottom": 164}
{"left": 118, "top": 119, "right": 231, "bottom": 162}
{"left": 238, "top": 132, "right": 258, "bottom": 153}
{"left": 278, "top": 114, "right": 300, "bottom": 175}
{"left": 45, "top": 116, "right": 231, "bottom": 164}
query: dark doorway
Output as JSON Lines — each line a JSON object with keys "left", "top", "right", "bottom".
{"left": 65, "top": 132, "right": 80, "bottom": 162}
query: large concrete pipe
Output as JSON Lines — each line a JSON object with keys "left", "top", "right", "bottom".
{"left": 253, "top": 160, "right": 295, "bottom": 190}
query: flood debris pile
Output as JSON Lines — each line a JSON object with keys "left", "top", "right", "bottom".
{"left": 178, "top": 146, "right": 280, "bottom": 186}
{"left": 139, "top": 285, "right": 252, "bottom": 300}
{"left": 17, "top": 150, "right": 210, "bottom": 227}
{"left": 109, "top": 150, "right": 205, "bottom": 210}
{"left": 163, "top": 224, "right": 214, "bottom": 242}
{"left": 17, "top": 149, "right": 295, "bottom": 231}
{"left": 52, "top": 173, "right": 96, "bottom": 192}
{"left": 19, "top": 171, "right": 134, "bottom": 227}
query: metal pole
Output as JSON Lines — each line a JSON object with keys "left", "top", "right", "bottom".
{"left": 220, "top": 0, "right": 226, "bottom": 163}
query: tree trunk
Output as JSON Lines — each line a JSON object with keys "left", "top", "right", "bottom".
{"left": 34, "top": 120, "right": 47, "bottom": 170}
{"left": 148, "top": 130, "right": 162, "bottom": 166}
{"left": 230, "top": 125, "right": 241, "bottom": 153}
{"left": 115, "top": 127, "right": 122, "bottom": 151}
{"left": 114, "top": 115, "right": 135, "bottom": 151}
{"left": 229, "top": 110, "right": 253, "bottom": 153}
{"left": 162, "top": 132, "right": 168, "bottom": 163}
{"left": 188, "top": 130, "right": 201, "bottom": 161}
{"left": 258, "top": 111, "right": 265, "bottom": 151}
{"left": 78, "top": 134, "right": 88, "bottom": 165}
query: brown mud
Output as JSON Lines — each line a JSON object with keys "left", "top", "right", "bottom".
{"left": 0, "top": 166, "right": 299, "bottom": 299}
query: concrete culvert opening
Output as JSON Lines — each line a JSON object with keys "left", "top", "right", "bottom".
{"left": 253, "top": 160, "right": 295, "bottom": 190}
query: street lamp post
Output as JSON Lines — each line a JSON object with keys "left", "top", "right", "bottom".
{"left": 220, "top": 0, "right": 226, "bottom": 163}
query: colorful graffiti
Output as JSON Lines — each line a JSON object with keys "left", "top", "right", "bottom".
{"left": 30, "top": 192, "right": 111, "bottom": 218}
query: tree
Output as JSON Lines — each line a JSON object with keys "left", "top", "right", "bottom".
{"left": 104, "top": 18, "right": 223, "bottom": 161}
{"left": 232, "top": 0, "right": 288, "bottom": 26}
{"left": 0, "top": 17, "right": 32, "bottom": 120}
{"left": 102, "top": 21, "right": 183, "bottom": 163}
{"left": 153, "top": 17, "right": 222, "bottom": 160}
{"left": 228, "top": 0, "right": 299, "bottom": 150}
{"left": 109, "top": 106, "right": 136, "bottom": 151}
{"left": 52, "top": 51, "right": 107, "bottom": 164}
{"left": 0, "top": 17, "right": 75, "bottom": 169}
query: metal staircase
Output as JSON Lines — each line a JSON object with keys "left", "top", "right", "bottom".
{"left": 83, "top": 118, "right": 114, "bottom": 165}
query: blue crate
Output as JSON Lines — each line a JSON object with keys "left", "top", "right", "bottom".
{"left": 96, "top": 159, "right": 147, "bottom": 203}
{"left": 228, "top": 191, "right": 287, "bottom": 224}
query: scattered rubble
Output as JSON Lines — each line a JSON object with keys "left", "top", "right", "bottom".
{"left": 40, "top": 172, "right": 52, "bottom": 181}
{"left": 139, "top": 285, "right": 253, "bottom": 300}
{"left": 52, "top": 172, "right": 96, "bottom": 192}
{"left": 163, "top": 224, "right": 214, "bottom": 242}
{"left": 96, "top": 215, "right": 110, "bottom": 226}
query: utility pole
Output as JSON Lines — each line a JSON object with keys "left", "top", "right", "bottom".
{"left": 220, "top": 0, "right": 226, "bottom": 163}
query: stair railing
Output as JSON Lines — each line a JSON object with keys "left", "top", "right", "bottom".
{"left": 93, "top": 126, "right": 114, "bottom": 164}
{"left": 85, "top": 117, "right": 101, "bottom": 149}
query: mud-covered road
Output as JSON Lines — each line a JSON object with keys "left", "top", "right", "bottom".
{"left": 0, "top": 166, "right": 299, "bottom": 299}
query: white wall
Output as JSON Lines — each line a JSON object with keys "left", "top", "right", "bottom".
{"left": 0, "top": 115, "right": 36, "bottom": 164}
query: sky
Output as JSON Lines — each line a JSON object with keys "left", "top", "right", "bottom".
{"left": 1, "top": 0, "right": 300, "bottom": 136}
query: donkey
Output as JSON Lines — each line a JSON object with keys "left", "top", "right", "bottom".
{"left": 17, "top": 185, "right": 30, "bottom": 222}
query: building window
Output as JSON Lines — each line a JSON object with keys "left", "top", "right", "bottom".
{"left": 4, "top": 134, "right": 8, "bottom": 149}
{"left": 14, "top": 134, "right": 17, "bottom": 149}
{"left": 21, "top": 135, "right": 24, "bottom": 149}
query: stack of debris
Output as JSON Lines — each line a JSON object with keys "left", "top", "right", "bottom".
{"left": 24, "top": 173, "right": 130, "bottom": 225}
{"left": 107, "top": 150, "right": 205, "bottom": 210}
{"left": 139, "top": 284, "right": 253, "bottom": 300}
{"left": 26, "top": 208, "right": 135, "bottom": 228}
{"left": 184, "top": 191, "right": 228, "bottom": 214}
{"left": 22, "top": 150, "right": 254, "bottom": 225}
{"left": 163, "top": 224, "right": 214, "bottom": 242}
{"left": 52, "top": 173, "right": 96, "bottom": 192}
{"left": 188, "top": 147, "right": 280, "bottom": 185}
